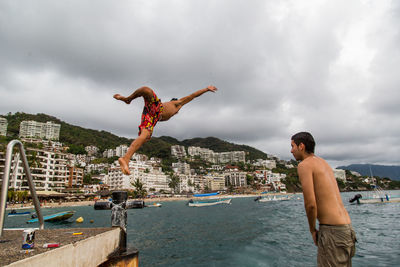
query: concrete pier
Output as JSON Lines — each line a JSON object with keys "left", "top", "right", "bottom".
{"left": 0, "top": 227, "right": 125, "bottom": 266}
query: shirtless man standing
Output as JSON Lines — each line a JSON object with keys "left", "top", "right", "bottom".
{"left": 114, "top": 85, "right": 217, "bottom": 175}
{"left": 290, "top": 132, "right": 356, "bottom": 266}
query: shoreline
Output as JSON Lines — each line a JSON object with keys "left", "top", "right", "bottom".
{"left": 5, "top": 193, "right": 300, "bottom": 210}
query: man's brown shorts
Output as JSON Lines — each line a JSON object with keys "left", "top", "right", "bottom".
{"left": 317, "top": 224, "right": 357, "bottom": 267}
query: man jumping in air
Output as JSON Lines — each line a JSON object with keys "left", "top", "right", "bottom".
{"left": 113, "top": 85, "right": 218, "bottom": 175}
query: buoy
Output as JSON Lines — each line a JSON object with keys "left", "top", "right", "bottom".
{"left": 76, "top": 217, "right": 84, "bottom": 223}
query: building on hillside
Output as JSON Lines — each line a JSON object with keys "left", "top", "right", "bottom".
{"left": 67, "top": 166, "right": 84, "bottom": 188}
{"left": 0, "top": 148, "right": 72, "bottom": 192}
{"left": 103, "top": 148, "right": 116, "bottom": 158}
{"left": 171, "top": 145, "right": 187, "bottom": 159}
{"left": 178, "top": 174, "right": 195, "bottom": 193}
{"left": 253, "top": 159, "right": 277, "bottom": 169}
{"left": 85, "top": 163, "right": 109, "bottom": 174}
{"left": 115, "top": 145, "right": 128, "bottom": 157}
{"left": 85, "top": 145, "right": 99, "bottom": 156}
{"left": 172, "top": 162, "right": 191, "bottom": 175}
{"left": 191, "top": 174, "right": 206, "bottom": 193}
{"left": 204, "top": 173, "right": 226, "bottom": 191}
{"left": 0, "top": 117, "right": 7, "bottom": 136}
{"left": 333, "top": 169, "right": 346, "bottom": 182}
{"left": 224, "top": 170, "right": 247, "bottom": 187}
{"left": 107, "top": 160, "right": 170, "bottom": 193}
{"left": 19, "top": 121, "right": 61, "bottom": 140}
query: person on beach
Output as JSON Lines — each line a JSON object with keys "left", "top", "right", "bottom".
{"left": 114, "top": 85, "right": 218, "bottom": 175}
{"left": 290, "top": 132, "right": 356, "bottom": 266}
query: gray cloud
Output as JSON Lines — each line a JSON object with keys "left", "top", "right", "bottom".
{"left": 0, "top": 0, "right": 399, "bottom": 168}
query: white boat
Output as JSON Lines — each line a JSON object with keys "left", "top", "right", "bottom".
{"left": 187, "top": 198, "right": 232, "bottom": 207}
{"left": 255, "top": 195, "right": 292, "bottom": 202}
{"left": 146, "top": 202, "right": 162, "bottom": 207}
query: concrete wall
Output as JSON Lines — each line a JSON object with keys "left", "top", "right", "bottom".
{"left": 8, "top": 228, "right": 121, "bottom": 267}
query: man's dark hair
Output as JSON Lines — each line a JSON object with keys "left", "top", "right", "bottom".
{"left": 171, "top": 98, "right": 178, "bottom": 101}
{"left": 291, "top": 132, "right": 315, "bottom": 154}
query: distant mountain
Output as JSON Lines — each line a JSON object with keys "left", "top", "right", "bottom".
{"left": 2, "top": 112, "right": 269, "bottom": 160}
{"left": 337, "top": 164, "right": 400, "bottom": 181}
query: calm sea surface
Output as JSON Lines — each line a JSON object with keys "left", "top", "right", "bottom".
{"left": 4, "top": 191, "right": 400, "bottom": 267}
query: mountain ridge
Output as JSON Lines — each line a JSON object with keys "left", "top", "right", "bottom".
{"left": 337, "top": 164, "right": 400, "bottom": 181}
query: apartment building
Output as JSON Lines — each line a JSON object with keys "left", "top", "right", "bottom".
{"left": 224, "top": 170, "right": 247, "bottom": 187}
{"left": 171, "top": 145, "right": 187, "bottom": 159}
{"left": 19, "top": 121, "right": 61, "bottom": 140}
{"left": 253, "top": 159, "right": 277, "bottom": 169}
{"left": 85, "top": 145, "right": 99, "bottom": 156}
{"left": 187, "top": 146, "right": 245, "bottom": 164}
{"left": 204, "top": 173, "right": 226, "bottom": 191}
{"left": 115, "top": 145, "right": 128, "bottom": 157}
{"left": 178, "top": 174, "right": 195, "bottom": 193}
{"left": 0, "top": 148, "right": 74, "bottom": 192}
{"left": 0, "top": 117, "right": 7, "bottom": 136}
{"left": 67, "top": 166, "right": 84, "bottom": 188}
{"left": 172, "top": 162, "right": 191, "bottom": 175}
{"left": 107, "top": 161, "right": 170, "bottom": 193}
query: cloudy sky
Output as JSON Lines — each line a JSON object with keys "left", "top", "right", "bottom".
{"left": 1, "top": 0, "right": 399, "bottom": 167}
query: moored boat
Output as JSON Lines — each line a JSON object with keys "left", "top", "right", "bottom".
{"left": 27, "top": 211, "right": 75, "bottom": 223}
{"left": 8, "top": 210, "right": 31, "bottom": 216}
{"left": 255, "top": 195, "right": 292, "bottom": 202}
{"left": 187, "top": 198, "right": 231, "bottom": 207}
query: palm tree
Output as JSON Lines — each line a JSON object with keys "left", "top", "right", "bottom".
{"left": 131, "top": 178, "right": 147, "bottom": 198}
{"left": 168, "top": 174, "right": 180, "bottom": 194}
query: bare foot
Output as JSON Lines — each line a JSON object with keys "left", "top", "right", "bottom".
{"left": 113, "top": 94, "right": 131, "bottom": 104}
{"left": 118, "top": 158, "right": 131, "bottom": 175}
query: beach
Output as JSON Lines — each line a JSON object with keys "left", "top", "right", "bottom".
{"left": 5, "top": 192, "right": 299, "bottom": 210}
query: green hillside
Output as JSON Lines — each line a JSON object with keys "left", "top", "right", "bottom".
{"left": 1, "top": 112, "right": 269, "bottom": 160}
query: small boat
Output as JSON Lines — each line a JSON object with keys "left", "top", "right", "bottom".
{"left": 8, "top": 210, "right": 31, "bottom": 216}
{"left": 146, "top": 203, "right": 162, "bottom": 207}
{"left": 255, "top": 196, "right": 292, "bottom": 202}
{"left": 188, "top": 198, "right": 232, "bottom": 207}
{"left": 27, "top": 211, "right": 75, "bottom": 223}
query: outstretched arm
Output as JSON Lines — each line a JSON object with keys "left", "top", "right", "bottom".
{"left": 298, "top": 162, "right": 318, "bottom": 246}
{"left": 177, "top": 85, "right": 218, "bottom": 107}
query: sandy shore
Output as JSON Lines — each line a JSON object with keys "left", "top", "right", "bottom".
{"left": 5, "top": 193, "right": 300, "bottom": 210}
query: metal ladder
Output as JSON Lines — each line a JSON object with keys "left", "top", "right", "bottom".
{"left": 0, "top": 140, "right": 44, "bottom": 237}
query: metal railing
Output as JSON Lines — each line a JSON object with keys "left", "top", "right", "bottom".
{"left": 0, "top": 140, "right": 44, "bottom": 237}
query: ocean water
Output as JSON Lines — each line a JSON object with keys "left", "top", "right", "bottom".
{"left": 4, "top": 191, "right": 400, "bottom": 267}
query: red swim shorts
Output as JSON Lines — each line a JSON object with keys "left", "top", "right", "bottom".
{"left": 138, "top": 91, "right": 163, "bottom": 136}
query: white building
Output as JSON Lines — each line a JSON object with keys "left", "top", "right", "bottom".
{"left": 115, "top": 145, "right": 128, "bottom": 157}
{"left": 0, "top": 148, "right": 80, "bottom": 192}
{"left": 253, "top": 159, "right": 277, "bottom": 169}
{"left": 178, "top": 174, "right": 195, "bottom": 193}
{"left": 224, "top": 170, "right": 247, "bottom": 187}
{"left": 171, "top": 145, "right": 187, "bottom": 159}
{"left": 19, "top": 121, "right": 61, "bottom": 140}
{"left": 85, "top": 145, "right": 99, "bottom": 156}
{"left": 0, "top": 117, "right": 7, "bottom": 136}
{"left": 333, "top": 169, "right": 347, "bottom": 182}
{"left": 188, "top": 146, "right": 245, "bottom": 164}
{"left": 172, "top": 162, "right": 191, "bottom": 175}
{"left": 107, "top": 160, "right": 170, "bottom": 193}
{"left": 103, "top": 148, "right": 116, "bottom": 158}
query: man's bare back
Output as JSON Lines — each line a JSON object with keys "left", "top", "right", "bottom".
{"left": 298, "top": 156, "right": 351, "bottom": 225}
